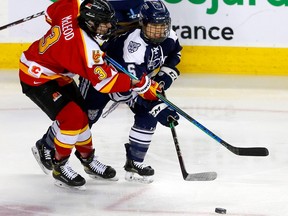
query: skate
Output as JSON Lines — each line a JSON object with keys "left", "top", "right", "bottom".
{"left": 75, "top": 150, "right": 118, "bottom": 181}
{"left": 31, "top": 139, "right": 53, "bottom": 175}
{"left": 52, "top": 156, "right": 86, "bottom": 190}
{"left": 124, "top": 159, "right": 154, "bottom": 184}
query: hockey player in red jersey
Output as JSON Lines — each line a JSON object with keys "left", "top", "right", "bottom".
{"left": 19, "top": 0, "right": 160, "bottom": 189}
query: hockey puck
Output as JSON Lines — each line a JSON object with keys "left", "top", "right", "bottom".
{"left": 215, "top": 208, "right": 226, "bottom": 214}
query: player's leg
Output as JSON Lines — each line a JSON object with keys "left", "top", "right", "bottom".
{"left": 21, "top": 80, "right": 86, "bottom": 188}
{"left": 78, "top": 77, "right": 111, "bottom": 127}
{"left": 30, "top": 81, "right": 86, "bottom": 174}
{"left": 31, "top": 123, "right": 57, "bottom": 174}
{"left": 76, "top": 78, "right": 118, "bottom": 180}
{"left": 75, "top": 149, "right": 118, "bottom": 181}
{"left": 31, "top": 78, "right": 110, "bottom": 175}
{"left": 124, "top": 103, "right": 157, "bottom": 183}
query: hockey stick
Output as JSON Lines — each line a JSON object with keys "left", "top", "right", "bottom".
{"left": 163, "top": 88, "right": 217, "bottom": 181}
{"left": 104, "top": 55, "right": 269, "bottom": 157}
{"left": 169, "top": 118, "right": 217, "bottom": 181}
{"left": 0, "top": 0, "right": 59, "bottom": 31}
{"left": 0, "top": 11, "right": 45, "bottom": 31}
{"left": 156, "top": 93, "right": 269, "bottom": 156}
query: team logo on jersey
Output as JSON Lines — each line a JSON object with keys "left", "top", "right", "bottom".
{"left": 127, "top": 41, "right": 141, "bottom": 53}
{"left": 92, "top": 50, "right": 101, "bottom": 63}
{"left": 94, "top": 66, "right": 107, "bottom": 80}
{"left": 147, "top": 46, "right": 165, "bottom": 71}
{"left": 28, "top": 63, "right": 43, "bottom": 78}
{"left": 85, "top": 3, "right": 93, "bottom": 9}
{"left": 88, "top": 109, "right": 99, "bottom": 121}
{"left": 52, "top": 92, "right": 62, "bottom": 102}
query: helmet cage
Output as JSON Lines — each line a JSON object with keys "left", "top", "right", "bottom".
{"left": 139, "top": 1, "right": 171, "bottom": 44}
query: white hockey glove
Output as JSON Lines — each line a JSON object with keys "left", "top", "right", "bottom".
{"left": 153, "top": 66, "right": 180, "bottom": 90}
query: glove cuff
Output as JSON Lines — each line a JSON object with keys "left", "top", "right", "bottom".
{"left": 149, "top": 102, "right": 168, "bottom": 117}
{"left": 160, "top": 66, "right": 179, "bottom": 81}
{"left": 133, "top": 76, "right": 151, "bottom": 94}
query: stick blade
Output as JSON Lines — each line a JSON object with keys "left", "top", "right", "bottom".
{"left": 185, "top": 172, "right": 217, "bottom": 181}
{"left": 223, "top": 141, "right": 269, "bottom": 156}
{"left": 236, "top": 147, "right": 269, "bottom": 156}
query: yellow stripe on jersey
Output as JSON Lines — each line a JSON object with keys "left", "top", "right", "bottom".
{"left": 45, "top": 16, "right": 52, "bottom": 25}
{"left": 75, "top": 136, "right": 92, "bottom": 146}
{"left": 99, "top": 74, "right": 118, "bottom": 93}
{"left": 60, "top": 124, "right": 89, "bottom": 136}
{"left": 54, "top": 138, "right": 74, "bottom": 149}
{"left": 19, "top": 61, "right": 62, "bottom": 80}
{"left": 76, "top": 0, "right": 81, "bottom": 17}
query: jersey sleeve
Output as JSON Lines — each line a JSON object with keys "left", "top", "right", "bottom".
{"left": 78, "top": 30, "right": 132, "bottom": 93}
{"left": 45, "top": 0, "right": 61, "bottom": 25}
{"left": 163, "top": 30, "right": 183, "bottom": 68}
{"left": 90, "top": 62, "right": 132, "bottom": 93}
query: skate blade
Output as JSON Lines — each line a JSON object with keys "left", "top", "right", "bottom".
{"left": 31, "top": 146, "right": 52, "bottom": 175}
{"left": 88, "top": 174, "right": 119, "bottom": 181}
{"left": 125, "top": 172, "right": 154, "bottom": 184}
{"left": 54, "top": 180, "right": 86, "bottom": 191}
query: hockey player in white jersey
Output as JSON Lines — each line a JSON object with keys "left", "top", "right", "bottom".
{"left": 80, "top": 0, "right": 182, "bottom": 183}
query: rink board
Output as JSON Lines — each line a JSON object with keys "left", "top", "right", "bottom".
{"left": 0, "top": 43, "right": 288, "bottom": 76}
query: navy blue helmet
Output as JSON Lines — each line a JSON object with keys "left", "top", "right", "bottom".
{"left": 139, "top": 0, "right": 171, "bottom": 44}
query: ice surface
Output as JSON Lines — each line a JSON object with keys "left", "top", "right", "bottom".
{"left": 1, "top": 71, "right": 288, "bottom": 216}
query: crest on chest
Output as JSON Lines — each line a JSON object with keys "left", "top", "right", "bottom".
{"left": 128, "top": 41, "right": 141, "bottom": 53}
{"left": 147, "top": 46, "right": 165, "bottom": 71}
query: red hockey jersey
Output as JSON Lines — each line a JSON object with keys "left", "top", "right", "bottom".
{"left": 19, "top": 0, "right": 131, "bottom": 93}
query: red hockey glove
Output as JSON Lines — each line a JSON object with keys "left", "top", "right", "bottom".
{"left": 132, "top": 74, "right": 161, "bottom": 101}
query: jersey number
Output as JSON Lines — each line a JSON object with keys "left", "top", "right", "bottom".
{"left": 39, "top": 26, "right": 61, "bottom": 54}
{"left": 127, "top": 64, "right": 136, "bottom": 77}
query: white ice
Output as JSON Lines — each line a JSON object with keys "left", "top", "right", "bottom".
{"left": 1, "top": 70, "right": 288, "bottom": 216}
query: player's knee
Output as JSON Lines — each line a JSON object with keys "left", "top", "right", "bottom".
{"left": 134, "top": 115, "right": 157, "bottom": 130}
{"left": 57, "top": 102, "right": 88, "bottom": 129}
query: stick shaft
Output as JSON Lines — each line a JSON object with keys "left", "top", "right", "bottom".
{"left": 169, "top": 118, "right": 217, "bottom": 181}
{"left": 169, "top": 120, "right": 189, "bottom": 179}
{"left": 0, "top": 11, "right": 45, "bottom": 31}
{"left": 104, "top": 55, "right": 269, "bottom": 156}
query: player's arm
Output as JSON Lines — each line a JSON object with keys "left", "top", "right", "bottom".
{"left": 153, "top": 37, "right": 182, "bottom": 90}
{"left": 90, "top": 59, "right": 159, "bottom": 101}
